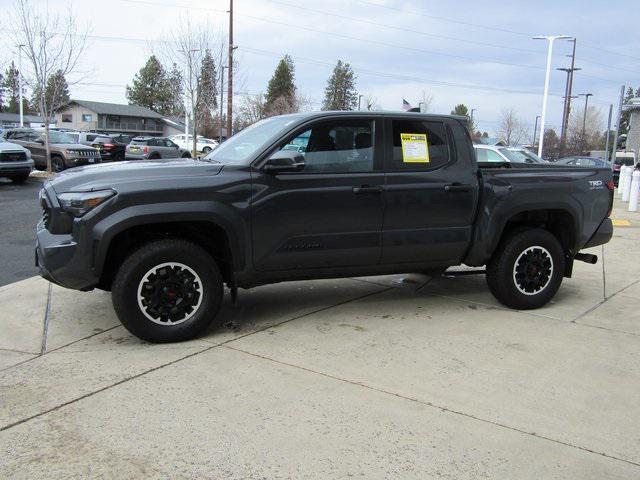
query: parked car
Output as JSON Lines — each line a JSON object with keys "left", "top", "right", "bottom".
{"left": 125, "top": 137, "right": 191, "bottom": 160}
{"left": 169, "top": 134, "right": 219, "bottom": 153}
{"left": 507, "top": 147, "right": 546, "bottom": 163}
{"left": 557, "top": 156, "right": 610, "bottom": 168}
{"left": 3, "top": 128, "right": 101, "bottom": 172}
{"left": 91, "top": 134, "right": 129, "bottom": 162}
{"left": 36, "top": 112, "right": 614, "bottom": 343}
{"left": 474, "top": 144, "right": 539, "bottom": 163}
{"left": 612, "top": 152, "right": 637, "bottom": 186}
{"left": 0, "top": 140, "right": 33, "bottom": 183}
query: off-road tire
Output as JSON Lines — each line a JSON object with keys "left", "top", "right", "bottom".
{"left": 486, "top": 228, "right": 564, "bottom": 310}
{"left": 112, "top": 239, "right": 224, "bottom": 343}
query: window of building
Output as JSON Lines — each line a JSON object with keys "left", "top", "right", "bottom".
{"left": 62, "top": 114, "right": 72, "bottom": 123}
{"left": 82, "top": 114, "right": 93, "bottom": 122}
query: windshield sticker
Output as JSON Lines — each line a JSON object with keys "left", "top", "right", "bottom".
{"left": 400, "top": 133, "right": 430, "bottom": 163}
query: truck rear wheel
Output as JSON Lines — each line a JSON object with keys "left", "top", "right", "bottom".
{"left": 112, "top": 239, "right": 224, "bottom": 343}
{"left": 486, "top": 228, "right": 564, "bottom": 310}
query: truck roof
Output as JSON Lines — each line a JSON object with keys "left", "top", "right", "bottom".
{"left": 279, "top": 110, "right": 469, "bottom": 122}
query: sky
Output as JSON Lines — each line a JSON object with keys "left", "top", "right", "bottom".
{"left": 2, "top": 0, "right": 639, "bottom": 137}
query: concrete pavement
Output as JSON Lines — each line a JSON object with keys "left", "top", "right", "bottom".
{"left": 1, "top": 200, "right": 639, "bottom": 478}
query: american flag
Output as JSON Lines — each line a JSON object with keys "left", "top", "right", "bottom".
{"left": 402, "top": 99, "right": 413, "bottom": 111}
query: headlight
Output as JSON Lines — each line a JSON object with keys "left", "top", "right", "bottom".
{"left": 24, "top": 149, "right": 32, "bottom": 159}
{"left": 57, "top": 190, "right": 116, "bottom": 217}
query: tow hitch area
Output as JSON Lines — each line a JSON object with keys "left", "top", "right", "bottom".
{"left": 574, "top": 253, "right": 598, "bottom": 264}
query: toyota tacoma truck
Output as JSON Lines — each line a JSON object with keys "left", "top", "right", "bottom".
{"left": 35, "top": 112, "right": 614, "bottom": 342}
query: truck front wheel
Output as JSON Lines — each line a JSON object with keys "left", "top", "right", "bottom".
{"left": 486, "top": 228, "right": 564, "bottom": 310}
{"left": 112, "top": 239, "right": 224, "bottom": 342}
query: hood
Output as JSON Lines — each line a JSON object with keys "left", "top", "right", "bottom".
{"left": 53, "top": 143, "right": 98, "bottom": 150}
{"left": 48, "top": 158, "right": 223, "bottom": 193}
{"left": 0, "top": 141, "right": 28, "bottom": 152}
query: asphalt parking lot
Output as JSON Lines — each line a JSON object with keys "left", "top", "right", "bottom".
{"left": 1, "top": 199, "right": 639, "bottom": 479}
{"left": 0, "top": 177, "right": 42, "bottom": 287}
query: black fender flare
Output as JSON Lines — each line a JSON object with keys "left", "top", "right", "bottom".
{"left": 91, "top": 201, "right": 246, "bottom": 274}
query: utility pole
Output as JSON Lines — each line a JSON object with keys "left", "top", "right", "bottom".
{"left": 358, "top": 94, "right": 363, "bottom": 111}
{"left": 557, "top": 39, "right": 578, "bottom": 156}
{"left": 532, "top": 115, "right": 541, "bottom": 146}
{"left": 533, "top": 35, "right": 572, "bottom": 158}
{"left": 604, "top": 104, "right": 613, "bottom": 163}
{"left": 226, "top": 0, "right": 234, "bottom": 139}
{"left": 17, "top": 44, "right": 25, "bottom": 127}
{"left": 611, "top": 85, "right": 625, "bottom": 169}
{"left": 219, "top": 65, "right": 227, "bottom": 144}
{"left": 579, "top": 93, "right": 593, "bottom": 153}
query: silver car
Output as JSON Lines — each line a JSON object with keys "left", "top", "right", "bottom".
{"left": 474, "top": 144, "right": 541, "bottom": 164}
{"left": 125, "top": 137, "right": 191, "bottom": 160}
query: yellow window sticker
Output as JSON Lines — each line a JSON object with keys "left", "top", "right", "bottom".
{"left": 400, "top": 133, "right": 430, "bottom": 163}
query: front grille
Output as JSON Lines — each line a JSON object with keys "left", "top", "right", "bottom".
{"left": 40, "top": 193, "right": 52, "bottom": 230}
{"left": 0, "top": 151, "right": 27, "bottom": 162}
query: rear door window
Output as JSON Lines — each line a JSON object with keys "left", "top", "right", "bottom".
{"left": 390, "top": 120, "right": 450, "bottom": 170}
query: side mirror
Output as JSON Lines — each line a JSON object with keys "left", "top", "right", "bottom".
{"left": 35, "top": 138, "right": 45, "bottom": 144}
{"left": 263, "top": 150, "right": 305, "bottom": 173}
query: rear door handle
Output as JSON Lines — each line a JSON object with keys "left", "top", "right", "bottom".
{"left": 353, "top": 185, "right": 384, "bottom": 194}
{"left": 444, "top": 183, "right": 472, "bottom": 193}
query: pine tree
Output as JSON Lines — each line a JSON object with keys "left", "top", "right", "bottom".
{"left": 265, "top": 55, "right": 296, "bottom": 115}
{"left": 196, "top": 50, "right": 218, "bottom": 136}
{"left": 126, "top": 55, "right": 172, "bottom": 113}
{"left": 45, "top": 70, "right": 70, "bottom": 113}
{"left": 619, "top": 86, "right": 636, "bottom": 134}
{"left": 164, "top": 63, "right": 185, "bottom": 117}
{"left": 322, "top": 60, "right": 358, "bottom": 111}
{"left": 0, "top": 72, "right": 4, "bottom": 112}
{"left": 3, "top": 61, "right": 29, "bottom": 114}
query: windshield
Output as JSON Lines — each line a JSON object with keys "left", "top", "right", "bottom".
{"left": 500, "top": 148, "right": 529, "bottom": 163}
{"left": 519, "top": 149, "right": 544, "bottom": 163}
{"left": 46, "top": 130, "right": 76, "bottom": 144}
{"left": 203, "top": 115, "right": 303, "bottom": 164}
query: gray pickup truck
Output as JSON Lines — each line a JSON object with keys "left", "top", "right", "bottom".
{"left": 36, "top": 111, "right": 614, "bottom": 343}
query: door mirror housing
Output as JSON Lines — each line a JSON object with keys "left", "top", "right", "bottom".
{"left": 263, "top": 150, "right": 305, "bottom": 173}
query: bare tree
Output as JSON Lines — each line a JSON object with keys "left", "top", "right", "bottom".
{"left": 566, "top": 105, "right": 603, "bottom": 154}
{"left": 9, "top": 0, "right": 88, "bottom": 172}
{"left": 162, "top": 17, "right": 224, "bottom": 155}
{"left": 497, "top": 107, "right": 528, "bottom": 146}
{"left": 362, "top": 94, "right": 380, "bottom": 111}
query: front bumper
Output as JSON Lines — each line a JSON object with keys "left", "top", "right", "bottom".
{"left": 0, "top": 159, "right": 33, "bottom": 176}
{"left": 35, "top": 223, "right": 98, "bottom": 290}
{"left": 66, "top": 156, "right": 101, "bottom": 168}
{"left": 583, "top": 217, "right": 613, "bottom": 249}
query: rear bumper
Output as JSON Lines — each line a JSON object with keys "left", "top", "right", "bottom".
{"left": 583, "top": 218, "right": 613, "bottom": 249}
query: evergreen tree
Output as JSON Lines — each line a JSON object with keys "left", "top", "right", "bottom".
{"left": 3, "top": 61, "right": 29, "bottom": 114}
{"left": 451, "top": 104, "right": 469, "bottom": 116}
{"left": 265, "top": 55, "right": 296, "bottom": 115}
{"left": 619, "top": 86, "right": 637, "bottom": 134}
{"left": 196, "top": 50, "right": 218, "bottom": 136}
{"left": 126, "top": 55, "right": 172, "bottom": 113}
{"left": 322, "top": 60, "right": 358, "bottom": 111}
{"left": 0, "top": 72, "right": 4, "bottom": 112}
{"left": 45, "top": 70, "right": 70, "bottom": 113}
{"left": 165, "top": 63, "right": 185, "bottom": 117}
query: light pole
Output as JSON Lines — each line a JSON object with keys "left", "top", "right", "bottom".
{"left": 17, "top": 44, "right": 25, "bottom": 127}
{"left": 579, "top": 93, "right": 593, "bottom": 152}
{"left": 219, "top": 65, "right": 228, "bottom": 144}
{"left": 358, "top": 94, "right": 363, "bottom": 111}
{"left": 532, "top": 115, "right": 541, "bottom": 146}
{"left": 533, "top": 35, "right": 572, "bottom": 158}
{"left": 418, "top": 101, "right": 424, "bottom": 113}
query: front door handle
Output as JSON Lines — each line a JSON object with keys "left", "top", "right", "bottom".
{"left": 353, "top": 185, "right": 384, "bottom": 194}
{"left": 444, "top": 183, "right": 472, "bottom": 193}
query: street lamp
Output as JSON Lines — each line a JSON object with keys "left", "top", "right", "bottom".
{"left": 16, "top": 44, "right": 25, "bottom": 127}
{"left": 219, "top": 65, "right": 228, "bottom": 144}
{"left": 533, "top": 35, "right": 572, "bottom": 158}
{"left": 358, "top": 94, "right": 364, "bottom": 111}
{"left": 579, "top": 93, "right": 593, "bottom": 152}
{"left": 532, "top": 115, "right": 541, "bottom": 146}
